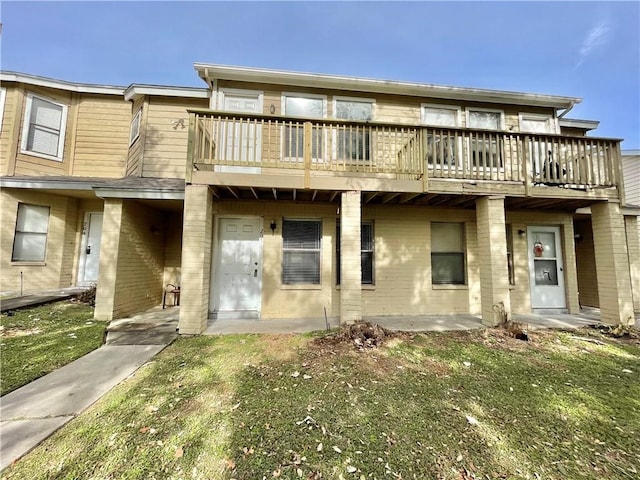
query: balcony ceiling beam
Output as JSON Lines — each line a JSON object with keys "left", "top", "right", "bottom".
{"left": 381, "top": 193, "right": 401, "bottom": 204}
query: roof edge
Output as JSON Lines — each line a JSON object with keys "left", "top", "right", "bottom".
{"left": 0, "top": 71, "right": 124, "bottom": 95}
{"left": 194, "top": 63, "right": 582, "bottom": 108}
{"left": 124, "top": 84, "right": 209, "bottom": 102}
{"left": 559, "top": 118, "right": 600, "bottom": 131}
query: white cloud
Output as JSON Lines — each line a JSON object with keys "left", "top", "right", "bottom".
{"left": 576, "top": 22, "right": 610, "bottom": 68}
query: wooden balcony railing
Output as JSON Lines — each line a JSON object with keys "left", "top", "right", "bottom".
{"left": 188, "top": 109, "right": 622, "bottom": 192}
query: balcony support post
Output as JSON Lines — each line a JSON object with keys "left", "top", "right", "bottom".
{"left": 523, "top": 135, "right": 531, "bottom": 196}
{"left": 186, "top": 114, "right": 195, "bottom": 184}
{"left": 475, "top": 196, "right": 512, "bottom": 326}
{"left": 340, "top": 191, "right": 362, "bottom": 324}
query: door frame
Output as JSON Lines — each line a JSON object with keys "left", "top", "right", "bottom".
{"left": 210, "top": 215, "right": 264, "bottom": 317}
{"left": 527, "top": 225, "right": 567, "bottom": 310}
{"left": 77, "top": 212, "right": 103, "bottom": 286}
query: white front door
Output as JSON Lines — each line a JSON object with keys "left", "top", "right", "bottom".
{"left": 528, "top": 226, "right": 566, "bottom": 309}
{"left": 218, "top": 90, "right": 262, "bottom": 170}
{"left": 213, "top": 217, "right": 263, "bottom": 315}
{"left": 78, "top": 212, "right": 103, "bottom": 284}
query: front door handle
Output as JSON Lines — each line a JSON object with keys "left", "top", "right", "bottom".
{"left": 86, "top": 246, "right": 91, "bottom": 255}
{"left": 254, "top": 269, "right": 258, "bottom": 277}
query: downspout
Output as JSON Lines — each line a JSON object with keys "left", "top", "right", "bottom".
{"left": 557, "top": 100, "right": 576, "bottom": 119}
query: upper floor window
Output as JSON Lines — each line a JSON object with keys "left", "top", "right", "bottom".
{"left": 21, "top": 93, "right": 68, "bottom": 161}
{"left": 12, "top": 203, "right": 50, "bottom": 262}
{"left": 282, "top": 94, "right": 326, "bottom": 161}
{"left": 129, "top": 108, "right": 142, "bottom": 145}
{"left": 467, "top": 108, "right": 503, "bottom": 130}
{"left": 334, "top": 97, "right": 374, "bottom": 162}
{"left": 422, "top": 104, "right": 461, "bottom": 127}
{"left": 519, "top": 113, "right": 557, "bottom": 134}
{"left": 0, "top": 88, "right": 6, "bottom": 134}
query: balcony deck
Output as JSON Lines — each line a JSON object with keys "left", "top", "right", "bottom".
{"left": 187, "top": 109, "right": 623, "bottom": 210}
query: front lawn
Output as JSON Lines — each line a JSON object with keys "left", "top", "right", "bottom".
{"left": 0, "top": 301, "right": 106, "bottom": 395}
{"left": 2, "top": 327, "right": 639, "bottom": 479}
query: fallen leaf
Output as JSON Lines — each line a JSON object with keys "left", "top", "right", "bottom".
{"left": 466, "top": 415, "right": 479, "bottom": 425}
{"left": 346, "top": 465, "right": 357, "bottom": 473}
{"left": 224, "top": 458, "right": 236, "bottom": 470}
{"left": 622, "top": 369, "right": 632, "bottom": 374}
{"left": 333, "top": 446, "right": 342, "bottom": 453}
{"left": 139, "top": 427, "right": 150, "bottom": 433}
{"left": 317, "top": 443, "right": 323, "bottom": 452}
{"left": 175, "top": 447, "right": 184, "bottom": 458}
{"left": 292, "top": 371, "right": 300, "bottom": 378}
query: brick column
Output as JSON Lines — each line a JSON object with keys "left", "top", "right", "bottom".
{"left": 94, "top": 198, "right": 123, "bottom": 321}
{"left": 591, "top": 202, "right": 635, "bottom": 325}
{"left": 179, "top": 185, "right": 214, "bottom": 334}
{"left": 624, "top": 215, "right": 640, "bottom": 314}
{"left": 475, "top": 196, "right": 511, "bottom": 326}
{"left": 340, "top": 191, "right": 362, "bottom": 324}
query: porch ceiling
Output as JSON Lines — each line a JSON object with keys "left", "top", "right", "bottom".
{"left": 209, "top": 185, "right": 602, "bottom": 212}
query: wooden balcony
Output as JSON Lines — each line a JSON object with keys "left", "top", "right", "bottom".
{"left": 187, "top": 109, "right": 623, "bottom": 207}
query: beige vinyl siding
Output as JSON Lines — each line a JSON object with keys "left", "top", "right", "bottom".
{"left": 72, "top": 94, "right": 130, "bottom": 178}
{"left": 0, "top": 86, "right": 21, "bottom": 175}
{"left": 126, "top": 96, "right": 145, "bottom": 176}
{"left": 622, "top": 154, "right": 640, "bottom": 205}
{"left": 142, "top": 96, "right": 208, "bottom": 178}
{"left": 0, "top": 190, "right": 80, "bottom": 293}
{"left": 14, "top": 86, "right": 73, "bottom": 176}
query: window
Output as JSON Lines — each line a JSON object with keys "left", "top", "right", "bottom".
{"left": 336, "top": 221, "right": 374, "bottom": 285}
{"left": 12, "top": 204, "right": 50, "bottom": 262}
{"left": 431, "top": 222, "right": 466, "bottom": 285}
{"left": 467, "top": 108, "right": 504, "bottom": 169}
{"left": 422, "top": 105, "right": 462, "bottom": 168}
{"left": 282, "top": 94, "right": 326, "bottom": 161}
{"left": 519, "top": 113, "right": 557, "bottom": 134}
{"left": 334, "top": 98, "right": 374, "bottom": 162}
{"left": 506, "top": 225, "right": 515, "bottom": 285}
{"left": 0, "top": 88, "right": 6, "bottom": 134}
{"left": 282, "top": 219, "right": 321, "bottom": 285}
{"left": 130, "top": 108, "right": 142, "bottom": 145}
{"left": 21, "top": 93, "right": 68, "bottom": 161}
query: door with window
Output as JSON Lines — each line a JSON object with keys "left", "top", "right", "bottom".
{"left": 213, "top": 218, "right": 263, "bottom": 316}
{"left": 334, "top": 98, "right": 374, "bottom": 164}
{"left": 468, "top": 109, "right": 503, "bottom": 170}
{"left": 520, "top": 114, "right": 558, "bottom": 182}
{"left": 78, "top": 212, "right": 103, "bottom": 284}
{"left": 218, "top": 90, "right": 262, "bottom": 171}
{"left": 528, "top": 226, "right": 566, "bottom": 309}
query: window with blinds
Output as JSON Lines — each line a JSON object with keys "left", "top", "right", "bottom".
{"left": 12, "top": 203, "right": 50, "bottom": 262}
{"left": 336, "top": 221, "right": 374, "bottom": 285}
{"left": 282, "top": 219, "right": 322, "bottom": 284}
{"left": 431, "top": 222, "right": 466, "bottom": 285}
{"left": 21, "top": 93, "right": 68, "bottom": 161}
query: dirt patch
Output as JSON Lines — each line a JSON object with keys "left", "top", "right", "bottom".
{"left": 313, "top": 321, "right": 409, "bottom": 351}
{"left": 0, "top": 326, "right": 42, "bottom": 337}
{"left": 586, "top": 324, "right": 640, "bottom": 345}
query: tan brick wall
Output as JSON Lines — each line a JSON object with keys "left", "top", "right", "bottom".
{"left": 591, "top": 202, "right": 635, "bottom": 325}
{"left": 340, "top": 191, "right": 362, "bottom": 324}
{"left": 0, "top": 190, "right": 79, "bottom": 293}
{"left": 476, "top": 196, "right": 511, "bottom": 326}
{"left": 94, "top": 199, "right": 165, "bottom": 320}
{"left": 162, "top": 211, "right": 183, "bottom": 288}
{"left": 179, "top": 185, "right": 214, "bottom": 334}
{"left": 625, "top": 216, "right": 640, "bottom": 313}
{"left": 574, "top": 218, "right": 599, "bottom": 308}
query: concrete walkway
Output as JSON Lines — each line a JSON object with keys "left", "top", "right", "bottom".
{"left": 0, "top": 287, "right": 90, "bottom": 313}
{"left": 0, "top": 307, "right": 177, "bottom": 471}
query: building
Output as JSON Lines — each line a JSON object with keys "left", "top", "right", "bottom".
{"left": 1, "top": 65, "right": 637, "bottom": 334}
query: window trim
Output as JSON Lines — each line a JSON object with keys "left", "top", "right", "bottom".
{"left": 11, "top": 203, "right": 50, "bottom": 263}
{"left": 336, "top": 220, "right": 375, "bottom": 286}
{"left": 20, "top": 92, "right": 68, "bottom": 162}
{"left": 282, "top": 218, "right": 322, "bottom": 286}
{"left": 129, "top": 107, "right": 142, "bottom": 146}
{"left": 218, "top": 87, "right": 265, "bottom": 113}
{"left": 0, "top": 87, "right": 6, "bottom": 134}
{"left": 421, "top": 103, "right": 462, "bottom": 127}
{"left": 518, "top": 112, "right": 559, "bottom": 134}
{"left": 431, "top": 222, "right": 467, "bottom": 286}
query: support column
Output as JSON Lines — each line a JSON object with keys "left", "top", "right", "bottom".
{"left": 591, "top": 202, "right": 635, "bottom": 325}
{"left": 476, "top": 196, "right": 511, "bottom": 326}
{"left": 340, "top": 191, "right": 362, "bottom": 324}
{"left": 179, "top": 185, "right": 214, "bottom": 334}
{"left": 624, "top": 215, "right": 640, "bottom": 314}
{"left": 94, "top": 198, "right": 123, "bottom": 321}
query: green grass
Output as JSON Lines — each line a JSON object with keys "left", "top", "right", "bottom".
{"left": 1, "top": 301, "right": 106, "bottom": 395}
{"left": 2, "top": 328, "right": 639, "bottom": 479}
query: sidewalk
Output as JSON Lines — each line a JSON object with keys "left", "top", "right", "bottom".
{"left": 0, "top": 287, "right": 89, "bottom": 313}
{"left": 0, "top": 308, "right": 177, "bottom": 471}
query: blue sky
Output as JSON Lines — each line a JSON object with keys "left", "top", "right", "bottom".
{"left": 1, "top": 1, "right": 638, "bottom": 148}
